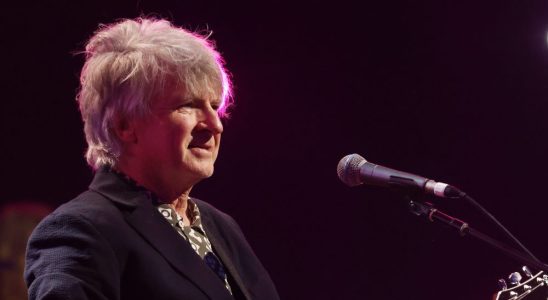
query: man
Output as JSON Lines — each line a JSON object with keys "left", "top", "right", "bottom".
{"left": 24, "top": 18, "right": 280, "bottom": 300}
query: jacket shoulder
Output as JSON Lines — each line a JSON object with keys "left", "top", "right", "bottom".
{"left": 25, "top": 191, "right": 122, "bottom": 300}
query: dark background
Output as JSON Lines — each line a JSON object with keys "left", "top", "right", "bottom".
{"left": 2, "top": 1, "right": 548, "bottom": 299}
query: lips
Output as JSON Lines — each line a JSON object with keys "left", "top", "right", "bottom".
{"left": 188, "top": 143, "right": 211, "bottom": 150}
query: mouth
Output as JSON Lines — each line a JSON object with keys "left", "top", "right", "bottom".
{"left": 188, "top": 144, "right": 214, "bottom": 157}
{"left": 188, "top": 140, "right": 214, "bottom": 154}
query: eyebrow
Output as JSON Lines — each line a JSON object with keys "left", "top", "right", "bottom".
{"left": 172, "top": 96, "right": 222, "bottom": 109}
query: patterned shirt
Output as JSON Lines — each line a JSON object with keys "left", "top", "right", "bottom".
{"left": 110, "top": 168, "right": 232, "bottom": 294}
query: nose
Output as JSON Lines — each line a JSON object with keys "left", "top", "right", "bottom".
{"left": 201, "top": 104, "right": 224, "bottom": 134}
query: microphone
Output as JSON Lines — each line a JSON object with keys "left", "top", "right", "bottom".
{"left": 337, "top": 154, "right": 462, "bottom": 198}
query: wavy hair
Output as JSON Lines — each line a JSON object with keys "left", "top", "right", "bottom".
{"left": 77, "top": 18, "right": 232, "bottom": 169}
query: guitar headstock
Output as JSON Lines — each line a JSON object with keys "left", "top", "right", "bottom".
{"left": 494, "top": 267, "right": 548, "bottom": 300}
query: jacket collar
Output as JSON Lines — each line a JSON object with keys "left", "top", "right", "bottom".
{"left": 88, "top": 167, "right": 234, "bottom": 300}
{"left": 88, "top": 167, "right": 146, "bottom": 208}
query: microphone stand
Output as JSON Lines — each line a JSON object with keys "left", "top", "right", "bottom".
{"left": 408, "top": 200, "right": 548, "bottom": 273}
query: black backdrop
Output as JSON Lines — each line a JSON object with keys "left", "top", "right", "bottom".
{"left": 2, "top": 1, "right": 548, "bottom": 299}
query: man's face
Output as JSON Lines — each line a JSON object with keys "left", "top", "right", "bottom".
{"left": 131, "top": 86, "right": 224, "bottom": 188}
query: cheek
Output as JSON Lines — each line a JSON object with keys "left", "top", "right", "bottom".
{"left": 167, "top": 123, "right": 193, "bottom": 150}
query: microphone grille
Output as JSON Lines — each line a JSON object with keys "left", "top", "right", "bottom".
{"left": 337, "top": 154, "right": 366, "bottom": 187}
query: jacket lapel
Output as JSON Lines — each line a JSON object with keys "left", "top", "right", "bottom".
{"left": 199, "top": 208, "right": 252, "bottom": 300}
{"left": 89, "top": 168, "right": 233, "bottom": 300}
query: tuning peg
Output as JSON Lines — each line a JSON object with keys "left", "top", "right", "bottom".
{"left": 498, "top": 278, "right": 508, "bottom": 290}
{"left": 522, "top": 266, "right": 533, "bottom": 278}
{"left": 509, "top": 272, "right": 523, "bottom": 286}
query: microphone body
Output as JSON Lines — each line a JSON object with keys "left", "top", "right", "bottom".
{"left": 337, "top": 154, "right": 460, "bottom": 198}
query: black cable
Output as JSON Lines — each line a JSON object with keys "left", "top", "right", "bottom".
{"left": 454, "top": 189, "right": 542, "bottom": 265}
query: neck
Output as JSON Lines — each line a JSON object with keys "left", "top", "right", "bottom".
{"left": 115, "top": 162, "right": 195, "bottom": 226}
{"left": 114, "top": 158, "right": 194, "bottom": 206}
{"left": 170, "top": 193, "right": 193, "bottom": 226}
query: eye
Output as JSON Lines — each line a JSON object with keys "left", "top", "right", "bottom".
{"left": 176, "top": 101, "right": 195, "bottom": 111}
{"left": 210, "top": 100, "right": 222, "bottom": 111}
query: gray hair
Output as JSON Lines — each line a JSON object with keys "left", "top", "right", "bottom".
{"left": 77, "top": 18, "right": 232, "bottom": 169}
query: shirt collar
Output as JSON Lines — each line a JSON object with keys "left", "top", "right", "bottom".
{"left": 157, "top": 201, "right": 203, "bottom": 230}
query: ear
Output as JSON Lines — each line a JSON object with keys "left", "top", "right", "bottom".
{"left": 113, "top": 114, "right": 137, "bottom": 143}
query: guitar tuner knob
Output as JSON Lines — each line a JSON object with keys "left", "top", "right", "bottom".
{"left": 522, "top": 266, "right": 533, "bottom": 278}
{"left": 509, "top": 272, "right": 523, "bottom": 285}
{"left": 498, "top": 278, "right": 508, "bottom": 290}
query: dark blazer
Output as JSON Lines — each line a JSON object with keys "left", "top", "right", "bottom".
{"left": 24, "top": 168, "right": 280, "bottom": 300}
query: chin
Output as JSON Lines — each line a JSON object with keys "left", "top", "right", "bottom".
{"left": 203, "top": 167, "right": 215, "bottom": 178}
{"left": 190, "top": 165, "right": 215, "bottom": 179}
